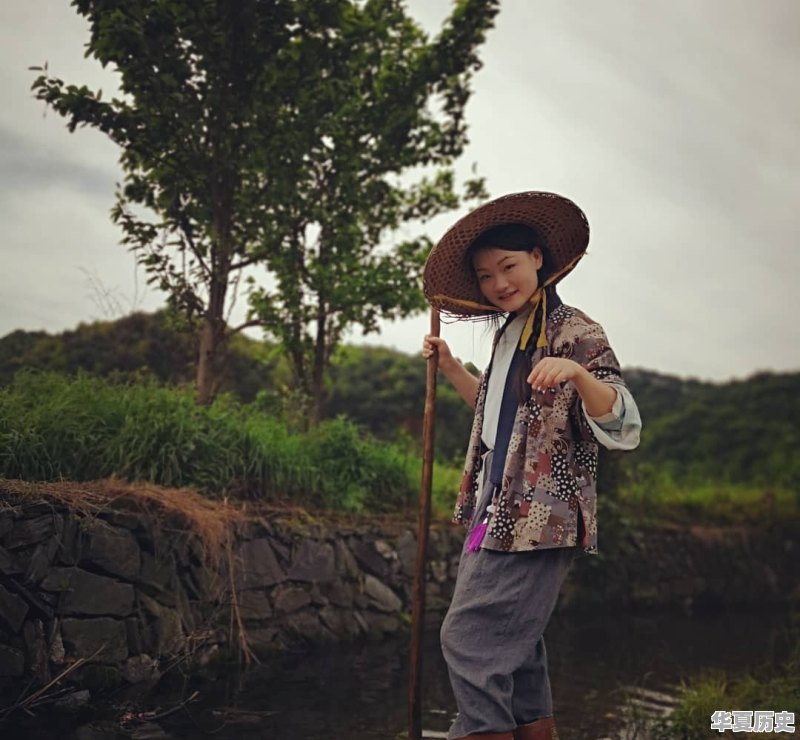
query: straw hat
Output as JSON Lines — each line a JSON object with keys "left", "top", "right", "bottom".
{"left": 422, "top": 191, "right": 590, "bottom": 320}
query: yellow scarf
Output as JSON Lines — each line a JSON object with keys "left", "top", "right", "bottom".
{"left": 432, "top": 252, "right": 584, "bottom": 351}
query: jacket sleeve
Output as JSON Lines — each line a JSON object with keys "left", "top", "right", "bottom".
{"left": 554, "top": 313, "right": 641, "bottom": 450}
{"left": 582, "top": 382, "right": 642, "bottom": 450}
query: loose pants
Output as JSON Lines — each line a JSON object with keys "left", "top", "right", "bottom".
{"left": 439, "top": 449, "right": 578, "bottom": 738}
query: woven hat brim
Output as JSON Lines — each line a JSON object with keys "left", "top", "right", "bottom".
{"left": 422, "top": 191, "right": 589, "bottom": 318}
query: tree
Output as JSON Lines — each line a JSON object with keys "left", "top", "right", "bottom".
{"left": 246, "top": 0, "right": 497, "bottom": 425}
{"left": 31, "top": 0, "right": 498, "bottom": 410}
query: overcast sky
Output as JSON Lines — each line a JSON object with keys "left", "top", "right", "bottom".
{"left": 1, "top": 1, "right": 798, "bottom": 382}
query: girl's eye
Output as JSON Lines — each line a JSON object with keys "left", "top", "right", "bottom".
{"left": 504, "top": 264, "right": 515, "bottom": 271}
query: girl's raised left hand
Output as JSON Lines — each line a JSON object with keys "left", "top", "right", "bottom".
{"left": 527, "top": 357, "right": 585, "bottom": 391}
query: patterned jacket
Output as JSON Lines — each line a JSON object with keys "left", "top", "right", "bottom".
{"left": 453, "top": 302, "right": 638, "bottom": 556}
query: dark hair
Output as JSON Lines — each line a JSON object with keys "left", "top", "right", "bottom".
{"left": 465, "top": 223, "right": 561, "bottom": 404}
{"left": 466, "top": 223, "right": 553, "bottom": 278}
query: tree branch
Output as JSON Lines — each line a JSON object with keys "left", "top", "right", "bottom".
{"left": 229, "top": 318, "right": 266, "bottom": 335}
{"left": 178, "top": 211, "right": 212, "bottom": 279}
{"left": 230, "top": 254, "right": 260, "bottom": 271}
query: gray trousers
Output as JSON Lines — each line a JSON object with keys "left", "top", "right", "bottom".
{"left": 440, "top": 449, "right": 578, "bottom": 738}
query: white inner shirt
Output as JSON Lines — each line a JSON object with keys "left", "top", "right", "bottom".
{"left": 481, "top": 309, "right": 530, "bottom": 450}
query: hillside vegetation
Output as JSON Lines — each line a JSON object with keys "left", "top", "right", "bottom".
{"left": 1, "top": 312, "right": 798, "bottom": 524}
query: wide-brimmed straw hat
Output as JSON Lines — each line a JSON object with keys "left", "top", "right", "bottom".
{"left": 423, "top": 191, "right": 590, "bottom": 319}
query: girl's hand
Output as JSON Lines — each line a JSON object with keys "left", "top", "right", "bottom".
{"left": 422, "top": 335, "right": 456, "bottom": 371}
{"left": 527, "top": 357, "right": 585, "bottom": 391}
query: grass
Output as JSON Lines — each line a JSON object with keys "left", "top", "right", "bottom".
{"left": 615, "top": 615, "right": 800, "bottom": 739}
{"left": 418, "top": 457, "right": 465, "bottom": 519}
{"left": 615, "top": 464, "right": 800, "bottom": 532}
{"left": 667, "top": 648, "right": 799, "bottom": 738}
{"left": 624, "top": 665, "right": 800, "bottom": 739}
{"left": 0, "top": 370, "right": 463, "bottom": 517}
{"left": 2, "top": 369, "right": 796, "bottom": 529}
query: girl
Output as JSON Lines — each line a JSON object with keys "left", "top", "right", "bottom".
{"left": 421, "top": 191, "right": 641, "bottom": 740}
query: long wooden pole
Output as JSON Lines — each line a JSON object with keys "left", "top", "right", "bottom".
{"left": 408, "top": 308, "right": 440, "bottom": 740}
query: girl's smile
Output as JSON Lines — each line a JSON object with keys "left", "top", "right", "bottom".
{"left": 472, "top": 247, "right": 544, "bottom": 313}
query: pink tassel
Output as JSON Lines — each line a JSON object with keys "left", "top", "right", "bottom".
{"left": 466, "top": 521, "right": 488, "bottom": 552}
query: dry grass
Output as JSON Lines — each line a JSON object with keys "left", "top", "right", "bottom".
{"left": 0, "top": 476, "right": 263, "bottom": 665}
{"left": 0, "top": 476, "right": 434, "bottom": 667}
{"left": 0, "top": 477, "right": 248, "bottom": 564}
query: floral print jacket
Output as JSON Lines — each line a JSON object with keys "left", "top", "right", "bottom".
{"left": 453, "top": 302, "right": 640, "bottom": 556}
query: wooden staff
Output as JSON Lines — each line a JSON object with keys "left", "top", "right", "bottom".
{"left": 408, "top": 308, "right": 440, "bottom": 740}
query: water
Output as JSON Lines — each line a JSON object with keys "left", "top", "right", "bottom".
{"left": 3, "top": 609, "right": 796, "bottom": 740}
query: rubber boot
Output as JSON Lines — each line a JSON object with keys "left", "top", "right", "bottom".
{"left": 513, "top": 716, "right": 559, "bottom": 740}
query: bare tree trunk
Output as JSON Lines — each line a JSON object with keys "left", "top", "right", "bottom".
{"left": 309, "top": 302, "right": 328, "bottom": 429}
{"left": 196, "top": 242, "right": 230, "bottom": 405}
{"left": 196, "top": 132, "right": 236, "bottom": 405}
{"left": 196, "top": 317, "right": 226, "bottom": 405}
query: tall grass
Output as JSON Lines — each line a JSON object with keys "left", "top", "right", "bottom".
{"left": 6, "top": 369, "right": 797, "bottom": 525}
{"left": 0, "top": 370, "right": 460, "bottom": 514}
{"left": 616, "top": 616, "right": 800, "bottom": 739}
{"left": 668, "top": 617, "right": 800, "bottom": 737}
{"left": 625, "top": 661, "right": 800, "bottom": 740}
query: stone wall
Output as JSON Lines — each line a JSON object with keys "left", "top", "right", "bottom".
{"left": 1, "top": 497, "right": 798, "bottom": 696}
{"left": 562, "top": 523, "right": 800, "bottom": 613}
{"left": 0, "top": 499, "right": 464, "bottom": 695}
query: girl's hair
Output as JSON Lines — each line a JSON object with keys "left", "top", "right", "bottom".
{"left": 466, "top": 223, "right": 554, "bottom": 279}
{"left": 465, "top": 223, "right": 561, "bottom": 404}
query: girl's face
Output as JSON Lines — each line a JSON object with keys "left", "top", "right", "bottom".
{"left": 472, "top": 247, "right": 544, "bottom": 313}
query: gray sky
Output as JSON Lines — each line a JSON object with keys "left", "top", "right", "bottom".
{"left": 1, "top": 1, "right": 798, "bottom": 382}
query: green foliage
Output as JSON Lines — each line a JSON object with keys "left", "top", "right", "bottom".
{"left": 642, "top": 644, "right": 799, "bottom": 738}
{"left": 324, "top": 343, "right": 475, "bottom": 463}
{"left": 613, "top": 617, "right": 800, "bottom": 739}
{"left": 0, "top": 311, "right": 193, "bottom": 388}
{"left": 30, "top": 0, "right": 498, "bottom": 408}
{"left": 616, "top": 464, "right": 800, "bottom": 531}
{"left": 4, "top": 314, "right": 800, "bottom": 513}
{"left": 0, "top": 370, "right": 428, "bottom": 513}
{"left": 238, "top": 0, "right": 499, "bottom": 420}
{"left": 302, "top": 415, "right": 414, "bottom": 512}
{"left": 0, "top": 315, "right": 476, "bottom": 465}
{"left": 0, "top": 310, "right": 289, "bottom": 403}
{"left": 429, "top": 459, "right": 465, "bottom": 519}
{"left": 626, "top": 368, "right": 800, "bottom": 488}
